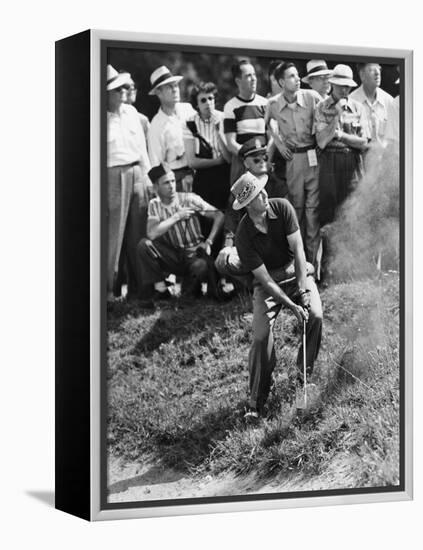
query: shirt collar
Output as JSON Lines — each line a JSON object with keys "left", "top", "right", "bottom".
{"left": 278, "top": 89, "right": 305, "bottom": 111}
{"left": 246, "top": 204, "right": 277, "bottom": 236}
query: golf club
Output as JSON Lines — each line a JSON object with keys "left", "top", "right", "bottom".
{"left": 303, "top": 318, "right": 307, "bottom": 408}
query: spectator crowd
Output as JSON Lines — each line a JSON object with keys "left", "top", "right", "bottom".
{"left": 106, "top": 58, "right": 399, "bottom": 306}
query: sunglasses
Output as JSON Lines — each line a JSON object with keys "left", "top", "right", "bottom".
{"left": 199, "top": 95, "right": 215, "bottom": 103}
{"left": 250, "top": 154, "right": 268, "bottom": 163}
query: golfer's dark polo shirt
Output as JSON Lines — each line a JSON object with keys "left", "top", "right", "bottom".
{"left": 235, "top": 198, "right": 299, "bottom": 272}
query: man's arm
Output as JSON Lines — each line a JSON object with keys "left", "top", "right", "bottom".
{"left": 315, "top": 115, "right": 339, "bottom": 150}
{"left": 197, "top": 208, "right": 224, "bottom": 253}
{"left": 287, "top": 230, "right": 307, "bottom": 290}
{"left": 184, "top": 138, "right": 226, "bottom": 170}
{"left": 225, "top": 132, "right": 241, "bottom": 156}
{"left": 265, "top": 102, "right": 293, "bottom": 160}
{"left": 287, "top": 229, "right": 312, "bottom": 312}
{"left": 147, "top": 122, "right": 164, "bottom": 167}
{"left": 337, "top": 130, "right": 368, "bottom": 150}
{"left": 146, "top": 209, "right": 195, "bottom": 241}
{"left": 252, "top": 262, "right": 308, "bottom": 323}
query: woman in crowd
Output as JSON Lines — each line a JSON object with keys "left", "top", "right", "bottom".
{"left": 183, "top": 81, "right": 231, "bottom": 210}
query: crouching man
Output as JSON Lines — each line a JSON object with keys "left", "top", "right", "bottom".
{"left": 137, "top": 164, "right": 224, "bottom": 305}
{"left": 232, "top": 172, "right": 323, "bottom": 419}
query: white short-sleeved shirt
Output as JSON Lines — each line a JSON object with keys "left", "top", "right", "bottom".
{"left": 384, "top": 96, "right": 399, "bottom": 145}
{"left": 349, "top": 85, "right": 394, "bottom": 145}
{"left": 148, "top": 103, "right": 196, "bottom": 169}
{"left": 107, "top": 104, "right": 151, "bottom": 170}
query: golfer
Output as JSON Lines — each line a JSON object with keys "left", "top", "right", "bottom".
{"left": 232, "top": 172, "right": 323, "bottom": 419}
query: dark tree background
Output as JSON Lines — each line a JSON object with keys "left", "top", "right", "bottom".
{"left": 108, "top": 47, "right": 399, "bottom": 121}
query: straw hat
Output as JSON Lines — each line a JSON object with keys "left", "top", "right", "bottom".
{"left": 107, "top": 64, "right": 131, "bottom": 91}
{"left": 302, "top": 60, "right": 333, "bottom": 84}
{"left": 328, "top": 64, "right": 357, "bottom": 87}
{"left": 231, "top": 172, "right": 268, "bottom": 210}
{"left": 149, "top": 65, "right": 183, "bottom": 95}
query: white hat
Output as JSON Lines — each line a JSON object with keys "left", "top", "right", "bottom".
{"left": 302, "top": 60, "right": 333, "bottom": 84}
{"left": 148, "top": 65, "right": 183, "bottom": 95}
{"left": 107, "top": 64, "right": 131, "bottom": 91}
{"left": 231, "top": 172, "right": 268, "bottom": 210}
{"left": 328, "top": 64, "right": 357, "bottom": 87}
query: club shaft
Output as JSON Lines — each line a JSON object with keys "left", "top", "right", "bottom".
{"left": 303, "top": 319, "right": 307, "bottom": 407}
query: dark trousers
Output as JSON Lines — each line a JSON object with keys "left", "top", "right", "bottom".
{"left": 248, "top": 267, "right": 322, "bottom": 410}
{"left": 137, "top": 238, "right": 209, "bottom": 295}
{"left": 319, "top": 148, "right": 362, "bottom": 226}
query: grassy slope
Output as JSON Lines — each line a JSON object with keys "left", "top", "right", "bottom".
{"left": 107, "top": 272, "right": 399, "bottom": 490}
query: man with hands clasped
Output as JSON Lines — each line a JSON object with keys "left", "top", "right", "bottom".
{"left": 137, "top": 164, "right": 224, "bottom": 304}
{"left": 232, "top": 172, "right": 323, "bottom": 419}
{"left": 315, "top": 64, "right": 370, "bottom": 226}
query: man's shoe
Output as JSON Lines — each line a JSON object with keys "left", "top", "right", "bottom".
{"left": 244, "top": 407, "right": 260, "bottom": 422}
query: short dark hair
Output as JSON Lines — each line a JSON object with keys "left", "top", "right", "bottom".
{"left": 190, "top": 81, "right": 218, "bottom": 111}
{"left": 231, "top": 59, "right": 251, "bottom": 81}
{"left": 268, "top": 60, "right": 283, "bottom": 80}
{"left": 356, "top": 62, "right": 381, "bottom": 73}
{"left": 274, "top": 62, "right": 296, "bottom": 83}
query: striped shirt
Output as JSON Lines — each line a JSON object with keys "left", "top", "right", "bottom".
{"left": 183, "top": 110, "right": 224, "bottom": 158}
{"left": 148, "top": 192, "right": 213, "bottom": 249}
{"left": 223, "top": 94, "right": 268, "bottom": 144}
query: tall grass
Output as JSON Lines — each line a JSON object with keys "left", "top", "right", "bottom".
{"left": 107, "top": 273, "right": 400, "bottom": 489}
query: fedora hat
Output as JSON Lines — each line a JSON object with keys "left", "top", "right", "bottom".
{"left": 231, "top": 172, "right": 268, "bottom": 210}
{"left": 149, "top": 65, "right": 183, "bottom": 95}
{"left": 107, "top": 64, "right": 131, "bottom": 91}
{"left": 302, "top": 60, "right": 333, "bottom": 84}
{"left": 328, "top": 64, "right": 357, "bottom": 87}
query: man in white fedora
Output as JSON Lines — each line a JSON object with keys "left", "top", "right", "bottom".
{"left": 315, "top": 64, "right": 370, "bottom": 227}
{"left": 147, "top": 65, "right": 196, "bottom": 192}
{"left": 349, "top": 63, "right": 393, "bottom": 148}
{"left": 106, "top": 64, "right": 152, "bottom": 300}
{"left": 232, "top": 172, "right": 322, "bottom": 419}
{"left": 302, "top": 59, "right": 333, "bottom": 100}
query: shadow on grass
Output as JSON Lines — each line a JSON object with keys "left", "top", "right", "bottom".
{"left": 130, "top": 297, "right": 250, "bottom": 356}
{"left": 142, "top": 401, "right": 247, "bottom": 473}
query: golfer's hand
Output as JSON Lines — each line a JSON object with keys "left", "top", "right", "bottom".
{"left": 176, "top": 208, "right": 195, "bottom": 221}
{"left": 299, "top": 290, "right": 311, "bottom": 310}
{"left": 291, "top": 304, "right": 309, "bottom": 324}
